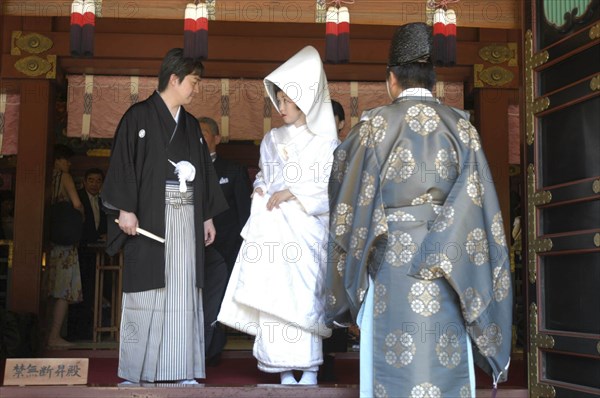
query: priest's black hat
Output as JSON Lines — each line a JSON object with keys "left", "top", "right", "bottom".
{"left": 388, "top": 22, "right": 433, "bottom": 67}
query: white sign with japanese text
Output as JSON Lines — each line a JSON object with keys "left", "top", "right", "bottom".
{"left": 3, "top": 358, "right": 88, "bottom": 386}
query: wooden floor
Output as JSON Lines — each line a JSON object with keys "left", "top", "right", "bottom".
{"left": 1, "top": 344, "right": 529, "bottom": 398}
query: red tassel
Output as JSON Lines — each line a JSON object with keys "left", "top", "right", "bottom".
{"left": 183, "top": 3, "right": 208, "bottom": 60}
{"left": 325, "top": 6, "right": 338, "bottom": 64}
{"left": 445, "top": 10, "right": 457, "bottom": 66}
{"left": 183, "top": 3, "right": 196, "bottom": 59}
{"left": 432, "top": 8, "right": 446, "bottom": 66}
{"left": 195, "top": 3, "right": 208, "bottom": 60}
{"left": 70, "top": 0, "right": 83, "bottom": 56}
{"left": 337, "top": 6, "right": 350, "bottom": 64}
{"left": 81, "top": 0, "right": 95, "bottom": 57}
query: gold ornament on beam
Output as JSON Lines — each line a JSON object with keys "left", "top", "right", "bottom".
{"left": 474, "top": 65, "right": 513, "bottom": 87}
{"left": 524, "top": 30, "right": 549, "bottom": 145}
{"left": 593, "top": 179, "right": 600, "bottom": 194}
{"left": 526, "top": 164, "right": 552, "bottom": 284}
{"left": 532, "top": 97, "right": 550, "bottom": 114}
{"left": 425, "top": 0, "right": 435, "bottom": 25}
{"left": 11, "top": 31, "right": 53, "bottom": 55}
{"left": 590, "top": 22, "right": 600, "bottom": 40}
{"left": 528, "top": 303, "right": 556, "bottom": 398}
{"left": 86, "top": 149, "right": 111, "bottom": 157}
{"left": 316, "top": 0, "right": 327, "bottom": 23}
{"left": 525, "top": 30, "right": 535, "bottom": 146}
{"left": 206, "top": 0, "right": 216, "bottom": 20}
{"left": 14, "top": 55, "right": 56, "bottom": 78}
{"left": 478, "top": 43, "right": 516, "bottom": 65}
{"left": 591, "top": 74, "right": 600, "bottom": 91}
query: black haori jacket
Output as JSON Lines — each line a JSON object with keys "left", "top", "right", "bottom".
{"left": 102, "top": 92, "right": 227, "bottom": 293}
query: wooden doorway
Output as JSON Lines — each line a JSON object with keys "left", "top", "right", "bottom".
{"left": 524, "top": 0, "right": 600, "bottom": 397}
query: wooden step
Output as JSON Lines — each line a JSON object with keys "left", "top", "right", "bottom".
{"left": 0, "top": 385, "right": 528, "bottom": 398}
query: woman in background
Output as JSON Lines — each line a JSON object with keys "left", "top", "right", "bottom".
{"left": 46, "top": 144, "right": 84, "bottom": 347}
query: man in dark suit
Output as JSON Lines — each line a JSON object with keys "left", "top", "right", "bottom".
{"left": 78, "top": 168, "right": 107, "bottom": 245}
{"left": 68, "top": 168, "right": 107, "bottom": 340}
{"left": 198, "top": 117, "right": 251, "bottom": 275}
{"left": 198, "top": 117, "right": 251, "bottom": 365}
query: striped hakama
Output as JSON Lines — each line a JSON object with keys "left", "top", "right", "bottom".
{"left": 118, "top": 183, "right": 205, "bottom": 382}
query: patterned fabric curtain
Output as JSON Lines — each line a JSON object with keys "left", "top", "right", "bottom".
{"left": 66, "top": 75, "right": 464, "bottom": 141}
{"left": 0, "top": 93, "right": 19, "bottom": 155}
{"left": 508, "top": 104, "right": 520, "bottom": 165}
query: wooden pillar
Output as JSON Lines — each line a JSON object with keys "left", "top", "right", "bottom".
{"left": 475, "top": 88, "right": 517, "bottom": 237}
{"left": 10, "top": 79, "right": 54, "bottom": 314}
{"left": 471, "top": 32, "right": 520, "bottom": 239}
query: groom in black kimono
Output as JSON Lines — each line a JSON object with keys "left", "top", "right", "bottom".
{"left": 102, "top": 48, "right": 227, "bottom": 384}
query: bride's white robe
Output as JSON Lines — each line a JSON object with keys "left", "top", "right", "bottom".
{"left": 218, "top": 124, "right": 337, "bottom": 372}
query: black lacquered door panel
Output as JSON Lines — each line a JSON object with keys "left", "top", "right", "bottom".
{"left": 525, "top": 1, "right": 600, "bottom": 397}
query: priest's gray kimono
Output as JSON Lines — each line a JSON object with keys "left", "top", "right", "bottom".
{"left": 326, "top": 94, "right": 512, "bottom": 397}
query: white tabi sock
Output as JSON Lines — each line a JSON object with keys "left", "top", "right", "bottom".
{"left": 280, "top": 371, "right": 297, "bottom": 385}
{"left": 298, "top": 370, "right": 318, "bottom": 385}
{"left": 177, "top": 379, "right": 199, "bottom": 384}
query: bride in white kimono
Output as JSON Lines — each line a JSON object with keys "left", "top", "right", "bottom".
{"left": 218, "top": 46, "right": 339, "bottom": 385}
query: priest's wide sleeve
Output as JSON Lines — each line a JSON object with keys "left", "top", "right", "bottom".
{"left": 326, "top": 122, "right": 388, "bottom": 326}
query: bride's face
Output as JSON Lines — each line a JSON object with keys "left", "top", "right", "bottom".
{"left": 277, "top": 91, "right": 306, "bottom": 128}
